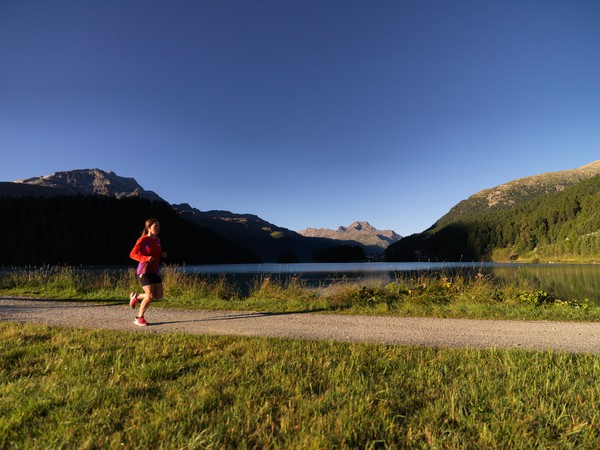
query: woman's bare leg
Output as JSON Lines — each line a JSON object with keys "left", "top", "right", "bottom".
{"left": 138, "top": 283, "right": 163, "bottom": 318}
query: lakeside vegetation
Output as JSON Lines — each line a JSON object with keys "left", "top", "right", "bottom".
{"left": 1, "top": 265, "right": 599, "bottom": 322}
{"left": 2, "top": 322, "right": 599, "bottom": 448}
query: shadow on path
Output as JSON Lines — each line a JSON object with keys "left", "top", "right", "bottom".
{"left": 151, "top": 309, "right": 326, "bottom": 326}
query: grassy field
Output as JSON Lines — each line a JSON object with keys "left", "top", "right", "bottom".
{"left": 1, "top": 322, "right": 599, "bottom": 449}
{"left": 1, "top": 265, "right": 599, "bottom": 322}
{"left": 2, "top": 267, "right": 600, "bottom": 448}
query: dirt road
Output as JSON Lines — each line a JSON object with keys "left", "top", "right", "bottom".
{"left": 1, "top": 297, "right": 599, "bottom": 354}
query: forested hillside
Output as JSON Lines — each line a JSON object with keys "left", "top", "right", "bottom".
{"left": 386, "top": 175, "right": 600, "bottom": 262}
{"left": 0, "top": 196, "right": 259, "bottom": 266}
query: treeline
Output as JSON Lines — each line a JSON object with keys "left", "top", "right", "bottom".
{"left": 313, "top": 245, "right": 366, "bottom": 262}
{"left": 0, "top": 195, "right": 259, "bottom": 266}
{"left": 386, "top": 175, "right": 600, "bottom": 262}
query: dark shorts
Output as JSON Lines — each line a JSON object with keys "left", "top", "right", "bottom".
{"left": 140, "top": 273, "right": 162, "bottom": 286}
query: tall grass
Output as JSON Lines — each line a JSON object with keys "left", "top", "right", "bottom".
{"left": 0, "top": 265, "right": 137, "bottom": 301}
{"left": 1, "top": 322, "right": 599, "bottom": 448}
{"left": 1, "top": 266, "right": 599, "bottom": 321}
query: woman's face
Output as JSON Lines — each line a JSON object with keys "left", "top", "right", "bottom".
{"left": 148, "top": 222, "right": 160, "bottom": 236}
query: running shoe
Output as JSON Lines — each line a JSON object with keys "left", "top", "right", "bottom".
{"left": 134, "top": 316, "right": 148, "bottom": 327}
{"left": 129, "top": 292, "right": 139, "bottom": 309}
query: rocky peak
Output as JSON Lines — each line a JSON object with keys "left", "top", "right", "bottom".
{"left": 299, "top": 221, "right": 402, "bottom": 253}
{"left": 351, "top": 221, "right": 377, "bottom": 232}
{"left": 16, "top": 169, "right": 164, "bottom": 202}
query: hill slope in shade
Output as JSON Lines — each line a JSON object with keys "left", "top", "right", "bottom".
{"left": 173, "top": 204, "right": 366, "bottom": 262}
{"left": 0, "top": 181, "right": 74, "bottom": 198}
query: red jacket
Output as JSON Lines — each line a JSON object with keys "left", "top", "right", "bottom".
{"left": 130, "top": 235, "right": 163, "bottom": 275}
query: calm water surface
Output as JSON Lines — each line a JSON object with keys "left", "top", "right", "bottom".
{"left": 184, "top": 262, "right": 600, "bottom": 306}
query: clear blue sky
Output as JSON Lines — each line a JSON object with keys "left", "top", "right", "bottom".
{"left": 1, "top": 0, "right": 599, "bottom": 236}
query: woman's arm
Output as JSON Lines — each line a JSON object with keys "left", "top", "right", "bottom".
{"left": 129, "top": 237, "right": 152, "bottom": 263}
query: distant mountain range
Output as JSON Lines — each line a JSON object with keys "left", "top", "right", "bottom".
{"left": 3, "top": 168, "right": 396, "bottom": 262}
{"left": 10, "top": 161, "right": 597, "bottom": 265}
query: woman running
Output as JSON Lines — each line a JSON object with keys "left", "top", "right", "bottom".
{"left": 129, "top": 218, "right": 167, "bottom": 326}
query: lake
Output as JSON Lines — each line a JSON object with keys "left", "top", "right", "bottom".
{"left": 183, "top": 262, "right": 600, "bottom": 306}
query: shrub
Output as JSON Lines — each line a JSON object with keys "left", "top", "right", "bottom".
{"left": 518, "top": 289, "right": 555, "bottom": 306}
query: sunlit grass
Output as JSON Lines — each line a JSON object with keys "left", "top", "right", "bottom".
{"left": 1, "top": 322, "right": 599, "bottom": 448}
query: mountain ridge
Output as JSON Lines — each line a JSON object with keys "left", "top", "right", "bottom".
{"left": 15, "top": 169, "right": 164, "bottom": 202}
{"left": 435, "top": 161, "right": 600, "bottom": 228}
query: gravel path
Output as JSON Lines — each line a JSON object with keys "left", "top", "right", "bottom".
{"left": 2, "top": 297, "right": 599, "bottom": 354}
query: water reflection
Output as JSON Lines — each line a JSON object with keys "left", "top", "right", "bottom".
{"left": 488, "top": 264, "right": 600, "bottom": 305}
